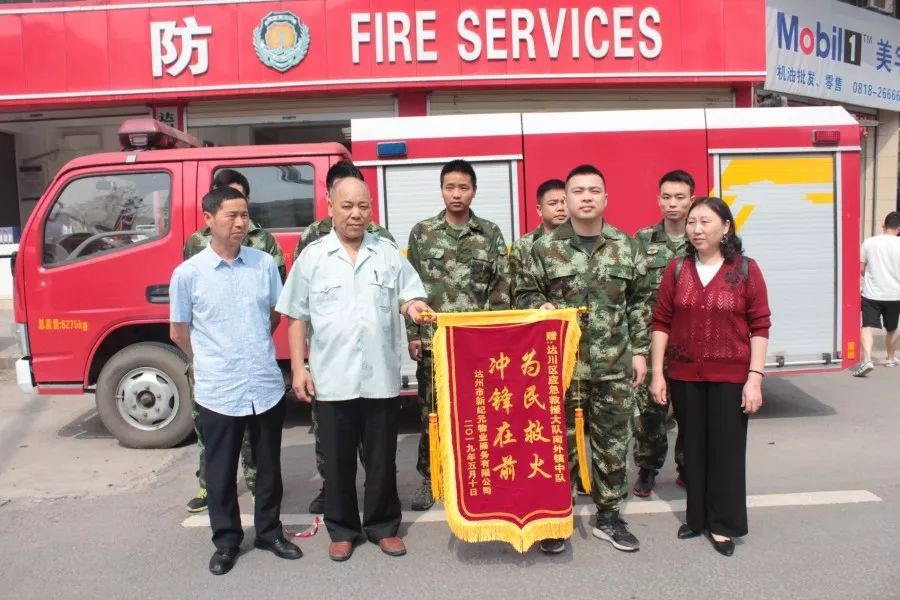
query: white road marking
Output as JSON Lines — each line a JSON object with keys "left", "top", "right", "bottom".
{"left": 181, "top": 489, "right": 882, "bottom": 528}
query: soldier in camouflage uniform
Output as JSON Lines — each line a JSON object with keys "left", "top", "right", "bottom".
{"left": 515, "top": 164, "right": 652, "bottom": 553}
{"left": 184, "top": 169, "right": 285, "bottom": 512}
{"left": 508, "top": 178, "right": 567, "bottom": 297}
{"left": 631, "top": 170, "right": 694, "bottom": 499}
{"left": 294, "top": 160, "right": 395, "bottom": 514}
{"left": 407, "top": 159, "right": 511, "bottom": 511}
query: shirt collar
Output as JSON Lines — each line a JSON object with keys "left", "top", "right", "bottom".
{"left": 553, "top": 220, "right": 621, "bottom": 243}
{"left": 436, "top": 209, "right": 483, "bottom": 233}
{"left": 202, "top": 243, "right": 248, "bottom": 268}
{"left": 323, "top": 228, "right": 380, "bottom": 256}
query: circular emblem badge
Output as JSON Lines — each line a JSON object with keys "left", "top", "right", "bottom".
{"left": 253, "top": 11, "right": 310, "bottom": 72}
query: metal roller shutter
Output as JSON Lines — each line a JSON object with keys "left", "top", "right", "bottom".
{"left": 382, "top": 161, "right": 517, "bottom": 252}
{"left": 428, "top": 88, "right": 734, "bottom": 115}
{"left": 186, "top": 95, "right": 397, "bottom": 127}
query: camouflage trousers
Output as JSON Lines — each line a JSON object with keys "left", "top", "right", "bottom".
{"left": 188, "top": 365, "right": 256, "bottom": 494}
{"left": 567, "top": 379, "right": 635, "bottom": 517}
{"left": 415, "top": 352, "right": 434, "bottom": 479}
{"left": 632, "top": 380, "right": 685, "bottom": 475}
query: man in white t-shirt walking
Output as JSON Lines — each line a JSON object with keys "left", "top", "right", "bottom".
{"left": 851, "top": 211, "right": 900, "bottom": 376}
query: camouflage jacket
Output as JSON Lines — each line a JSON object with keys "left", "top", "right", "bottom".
{"left": 508, "top": 226, "right": 547, "bottom": 297}
{"left": 634, "top": 221, "right": 689, "bottom": 302}
{"left": 407, "top": 210, "right": 510, "bottom": 349}
{"left": 183, "top": 221, "right": 285, "bottom": 281}
{"left": 295, "top": 217, "right": 394, "bottom": 258}
{"left": 513, "top": 220, "right": 652, "bottom": 382}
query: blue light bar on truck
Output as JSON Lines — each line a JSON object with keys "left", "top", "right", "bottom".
{"left": 376, "top": 141, "right": 407, "bottom": 158}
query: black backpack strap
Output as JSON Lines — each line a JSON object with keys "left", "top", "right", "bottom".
{"left": 674, "top": 256, "right": 686, "bottom": 282}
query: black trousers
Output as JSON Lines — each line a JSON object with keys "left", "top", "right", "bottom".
{"left": 671, "top": 386, "right": 688, "bottom": 479}
{"left": 670, "top": 380, "right": 749, "bottom": 538}
{"left": 318, "top": 397, "right": 402, "bottom": 543}
{"left": 196, "top": 398, "right": 286, "bottom": 550}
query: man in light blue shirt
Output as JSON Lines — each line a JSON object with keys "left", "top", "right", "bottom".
{"left": 170, "top": 185, "right": 301, "bottom": 576}
{"left": 276, "top": 176, "right": 432, "bottom": 562}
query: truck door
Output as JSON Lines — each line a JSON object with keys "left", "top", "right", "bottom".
{"left": 22, "top": 163, "right": 183, "bottom": 385}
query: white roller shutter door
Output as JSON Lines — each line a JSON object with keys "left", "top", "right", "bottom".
{"left": 717, "top": 153, "right": 838, "bottom": 367}
{"left": 186, "top": 95, "right": 397, "bottom": 127}
{"left": 381, "top": 161, "right": 517, "bottom": 252}
{"left": 428, "top": 88, "right": 733, "bottom": 115}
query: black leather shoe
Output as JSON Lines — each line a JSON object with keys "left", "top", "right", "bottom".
{"left": 254, "top": 536, "right": 303, "bottom": 559}
{"left": 709, "top": 535, "right": 735, "bottom": 556}
{"left": 209, "top": 548, "right": 238, "bottom": 575}
{"left": 677, "top": 524, "right": 701, "bottom": 539}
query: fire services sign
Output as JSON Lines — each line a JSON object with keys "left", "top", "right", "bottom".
{"left": 0, "top": 0, "right": 764, "bottom": 108}
{"left": 766, "top": 0, "right": 900, "bottom": 111}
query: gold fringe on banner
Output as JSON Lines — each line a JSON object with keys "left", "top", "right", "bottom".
{"left": 428, "top": 413, "right": 443, "bottom": 501}
{"left": 430, "top": 308, "right": 583, "bottom": 552}
{"left": 574, "top": 407, "right": 591, "bottom": 494}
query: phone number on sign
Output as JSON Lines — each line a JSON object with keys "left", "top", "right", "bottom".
{"left": 851, "top": 82, "right": 900, "bottom": 102}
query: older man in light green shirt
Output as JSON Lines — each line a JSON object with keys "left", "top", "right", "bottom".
{"left": 276, "top": 176, "right": 432, "bottom": 563}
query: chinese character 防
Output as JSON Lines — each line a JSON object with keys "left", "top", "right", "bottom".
{"left": 492, "top": 455, "right": 517, "bottom": 481}
{"left": 524, "top": 420, "right": 550, "bottom": 444}
{"left": 151, "top": 17, "right": 212, "bottom": 78}
{"left": 493, "top": 421, "right": 516, "bottom": 448}
{"left": 876, "top": 39, "right": 892, "bottom": 72}
{"left": 528, "top": 453, "right": 552, "bottom": 479}
{"left": 520, "top": 349, "right": 541, "bottom": 377}
{"left": 489, "top": 386, "right": 513, "bottom": 414}
{"left": 523, "top": 384, "right": 546, "bottom": 411}
{"left": 488, "top": 352, "right": 511, "bottom": 379}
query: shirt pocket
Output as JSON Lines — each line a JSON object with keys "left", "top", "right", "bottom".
{"left": 603, "top": 265, "right": 634, "bottom": 303}
{"left": 425, "top": 247, "right": 445, "bottom": 274}
{"left": 311, "top": 278, "right": 343, "bottom": 315}
{"left": 468, "top": 249, "right": 494, "bottom": 284}
{"left": 546, "top": 263, "right": 581, "bottom": 302}
{"left": 369, "top": 269, "right": 394, "bottom": 313}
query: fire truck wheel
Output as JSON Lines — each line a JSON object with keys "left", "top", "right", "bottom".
{"left": 96, "top": 342, "right": 193, "bottom": 449}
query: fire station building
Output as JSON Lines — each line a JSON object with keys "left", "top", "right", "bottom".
{"left": 0, "top": 0, "right": 896, "bottom": 244}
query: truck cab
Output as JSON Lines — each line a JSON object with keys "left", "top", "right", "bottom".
{"left": 13, "top": 118, "right": 350, "bottom": 448}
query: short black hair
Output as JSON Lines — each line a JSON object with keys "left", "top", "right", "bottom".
{"left": 211, "top": 169, "right": 250, "bottom": 197}
{"left": 565, "top": 164, "right": 606, "bottom": 186}
{"left": 536, "top": 179, "right": 565, "bottom": 203}
{"left": 326, "top": 160, "right": 364, "bottom": 193}
{"left": 202, "top": 185, "right": 247, "bottom": 215}
{"left": 440, "top": 159, "right": 477, "bottom": 189}
{"left": 659, "top": 169, "right": 695, "bottom": 194}
{"left": 685, "top": 197, "right": 744, "bottom": 259}
{"left": 884, "top": 211, "right": 900, "bottom": 229}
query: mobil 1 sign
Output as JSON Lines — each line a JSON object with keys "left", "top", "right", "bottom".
{"left": 766, "top": 0, "right": 900, "bottom": 111}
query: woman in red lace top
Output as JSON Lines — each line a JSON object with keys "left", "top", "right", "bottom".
{"left": 649, "top": 197, "right": 771, "bottom": 557}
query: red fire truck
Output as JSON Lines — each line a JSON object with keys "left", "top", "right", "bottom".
{"left": 12, "top": 106, "right": 862, "bottom": 449}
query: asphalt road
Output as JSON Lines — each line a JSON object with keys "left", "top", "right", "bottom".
{"left": 0, "top": 365, "right": 898, "bottom": 600}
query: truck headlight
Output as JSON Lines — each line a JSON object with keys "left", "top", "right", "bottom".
{"left": 16, "top": 323, "right": 29, "bottom": 357}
